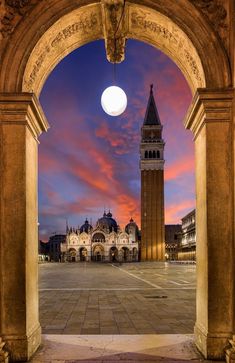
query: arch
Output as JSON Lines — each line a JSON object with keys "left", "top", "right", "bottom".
{"left": 79, "top": 247, "right": 88, "bottom": 261}
{"left": 110, "top": 247, "right": 118, "bottom": 262}
{"left": 149, "top": 150, "right": 152, "bottom": 158}
{"left": 92, "top": 244, "right": 104, "bottom": 262}
{"left": 0, "top": 1, "right": 231, "bottom": 96}
{"left": 92, "top": 232, "right": 105, "bottom": 243}
{"left": 156, "top": 150, "right": 160, "bottom": 159}
{"left": 120, "top": 247, "right": 130, "bottom": 262}
{"left": 132, "top": 247, "right": 138, "bottom": 261}
{"left": 68, "top": 248, "right": 77, "bottom": 262}
{"left": 144, "top": 150, "right": 148, "bottom": 159}
{"left": 152, "top": 150, "right": 156, "bottom": 158}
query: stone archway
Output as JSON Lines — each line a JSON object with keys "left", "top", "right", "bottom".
{"left": 132, "top": 247, "right": 138, "bottom": 261}
{"left": 92, "top": 244, "right": 104, "bottom": 262}
{"left": 68, "top": 248, "right": 77, "bottom": 262}
{"left": 0, "top": 1, "right": 234, "bottom": 361}
{"left": 110, "top": 247, "right": 118, "bottom": 262}
{"left": 79, "top": 247, "right": 88, "bottom": 261}
{"left": 121, "top": 247, "right": 130, "bottom": 262}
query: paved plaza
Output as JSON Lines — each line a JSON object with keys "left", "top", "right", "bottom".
{"left": 39, "top": 262, "right": 196, "bottom": 335}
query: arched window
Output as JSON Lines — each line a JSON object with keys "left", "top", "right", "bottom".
{"left": 157, "top": 150, "right": 160, "bottom": 158}
{"left": 153, "top": 150, "right": 156, "bottom": 158}
{"left": 145, "top": 150, "right": 148, "bottom": 158}
{"left": 149, "top": 150, "right": 152, "bottom": 158}
{"left": 92, "top": 233, "right": 105, "bottom": 243}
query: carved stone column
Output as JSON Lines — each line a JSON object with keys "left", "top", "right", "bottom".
{"left": 0, "top": 93, "right": 49, "bottom": 361}
{"left": 185, "top": 88, "right": 234, "bottom": 359}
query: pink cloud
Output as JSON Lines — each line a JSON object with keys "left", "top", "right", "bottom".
{"left": 165, "top": 155, "right": 195, "bottom": 181}
{"left": 165, "top": 199, "right": 195, "bottom": 224}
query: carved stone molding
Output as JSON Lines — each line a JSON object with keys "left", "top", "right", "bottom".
{"left": 0, "top": 0, "right": 40, "bottom": 38}
{"left": 23, "top": 5, "right": 102, "bottom": 94}
{"left": 184, "top": 88, "right": 234, "bottom": 139}
{"left": 191, "top": 0, "right": 228, "bottom": 48}
{"left": 101, "top": 0, "right": 128, "bottom": 63}
{"left": 225, "top": 338, "right": 235, "bottom": 363}
{"left": 128, "top": 5, "right": 205, "bottom": 90}
{"left": 0, "top": 338, "right": 9, "bottom": 363}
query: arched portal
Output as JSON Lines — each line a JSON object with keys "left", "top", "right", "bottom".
{"left": 79, "top": 247, "right": 88, "bottom": 262}
{"left": 0, "top": 1, "right": 234, "bottom": 362}
{"left": 120, "top": 247, "right": 130, "bottom": 262}
{"left": 132, "top": 247, "right": 138, "bottom": 262}
{"left": 92, "top": 244, "right": 104, "bottom": 262}
{"left": 68, "top": 248, "right": 77, "bottom": 262}
{"left": 110, "top": 247, "right": 118, "bottom": 262}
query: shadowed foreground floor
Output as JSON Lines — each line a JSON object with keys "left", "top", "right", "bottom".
{"left": 28, "top": 334, "right": 222, "bottom": 363}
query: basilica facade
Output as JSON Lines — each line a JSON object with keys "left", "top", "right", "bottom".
{"left": 62, "top": 211, "right": 140, "bottom": 262}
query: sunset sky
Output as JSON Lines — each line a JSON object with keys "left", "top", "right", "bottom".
{"left": 39, "top": 39, "right": 195, "bottom": 240}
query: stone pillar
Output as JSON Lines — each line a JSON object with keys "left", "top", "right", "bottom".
{"left": 185, "top": 89, "right": 234, "bottom": 360}
{"left": 0, "top": 93, "right": 49, "bottom": 361}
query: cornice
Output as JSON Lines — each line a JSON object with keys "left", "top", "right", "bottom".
{"left": 0, "top": 92, "right": 49, "bottom": 139}
{"left": 184, "top": 88, "right": 234, "bottom": 139}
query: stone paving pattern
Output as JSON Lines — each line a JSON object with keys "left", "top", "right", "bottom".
{"left": 39, "top": 262, "right": 196, "bottom": 335}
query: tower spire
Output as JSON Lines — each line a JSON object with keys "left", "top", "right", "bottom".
{"left": 144, "top": 84, "right": 161, "bottom": 126}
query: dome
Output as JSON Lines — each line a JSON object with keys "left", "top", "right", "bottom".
{"left": 96, "top": 211, "right": 118, "bottom": 232}
{"left": 125, "top": 218, "right": 139, "bottom": 235}
{"left": 80, "top": 219, "right": 92, "bottom": 233}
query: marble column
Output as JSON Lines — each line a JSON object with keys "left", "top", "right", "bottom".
{"left": 185, "top": 88, "right": 234, "bottom": 359}
{"left": 0, "top": 93, "right": 49, "bottom": 361}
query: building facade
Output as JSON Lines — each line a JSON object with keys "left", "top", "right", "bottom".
{"left": 62, "top": 211, "right": 140, "bottom": 262}
{"left": 165, "top": 225, "right": 182, "bottom": 261}
{"left": 178, "top": 209, "right": 196, "bottom": 261}
{"left": 140, "top": 85, "right": 165, "bottom": 261}
{"left": 38, "top": 240, "right": 49, "bottom": 262}
{"left": 48, "top": 234, "right": 66, "bottom": 262}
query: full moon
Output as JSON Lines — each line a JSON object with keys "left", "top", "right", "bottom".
{"left": 101, "top": 86, "right": 127, "bottom": 116}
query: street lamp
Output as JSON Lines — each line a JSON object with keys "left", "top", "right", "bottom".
{"left": 101, "top": 85, "right": 127, "bottom": 116}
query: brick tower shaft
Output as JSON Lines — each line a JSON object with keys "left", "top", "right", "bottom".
{"left": 140, "top": 85, "right": 165, "bottom": 261}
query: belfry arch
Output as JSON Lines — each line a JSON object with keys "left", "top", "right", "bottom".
{"left": 0, "top": 1, "right": 234, "bottom": 362}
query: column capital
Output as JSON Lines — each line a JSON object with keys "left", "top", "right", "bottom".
{"left": 184, "top": 88, "right": 234, "bottom": 139}
{"left": 0, "top": 92, "right": 49, "bottom": 139}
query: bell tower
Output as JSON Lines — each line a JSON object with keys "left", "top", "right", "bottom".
{"left": 140, "top": 84, "right": 165, "bottom": 261}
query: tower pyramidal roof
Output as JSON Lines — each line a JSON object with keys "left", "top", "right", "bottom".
{"left": 144, "top": 84, "right": 161, "bottom": 126}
